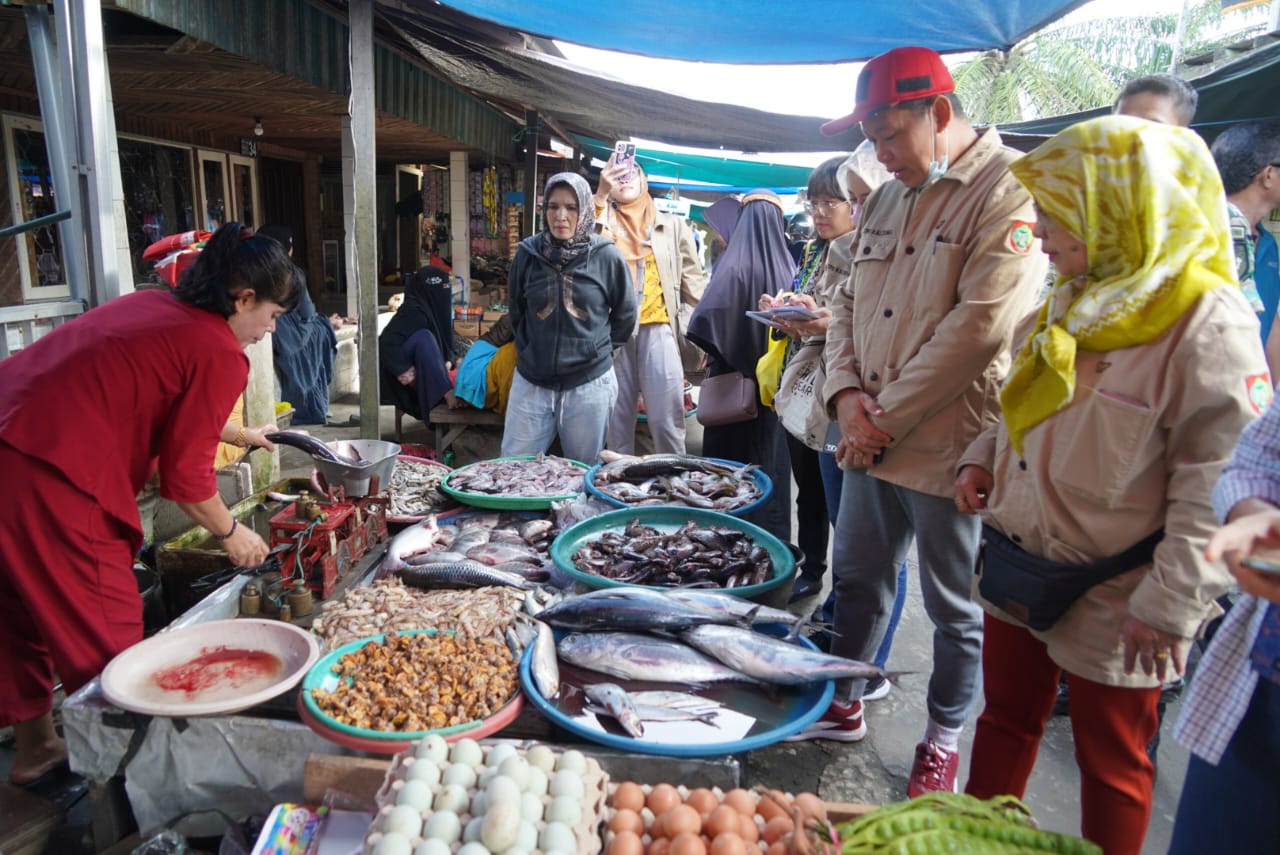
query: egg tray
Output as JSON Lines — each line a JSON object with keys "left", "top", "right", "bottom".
{"left": 363, "top": 742, "right": 609, "bottom": 855}
{"left": 602, "top": 784, "right": 793, "bottom": 849}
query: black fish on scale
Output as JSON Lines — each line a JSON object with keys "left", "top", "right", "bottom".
{"left": 572, "top": 519, "right": 772, "bottom": 589}
{"left": 265, "top": 431, "right": 350, "bottom": 465}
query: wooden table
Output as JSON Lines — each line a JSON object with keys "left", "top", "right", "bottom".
{"left": 394, "top": 404, "right": 504, "bottom": 453}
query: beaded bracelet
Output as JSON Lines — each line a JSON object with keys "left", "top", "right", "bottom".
{"left": 214, "top": 519, "right": 238, "bottom": 541}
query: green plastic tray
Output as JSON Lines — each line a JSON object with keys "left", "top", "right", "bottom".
{"left": 301, "top": 629, "right": 518, "bottom": 741}
{"left": 549, "top": 506, "right": 794, "bottom": 599}
{"left": 439, "top": 455, "right": 589, "bottom": 510}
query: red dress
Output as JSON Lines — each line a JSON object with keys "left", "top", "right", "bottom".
{"left": 0, "top": 290, "right": 247, "bottom": 723}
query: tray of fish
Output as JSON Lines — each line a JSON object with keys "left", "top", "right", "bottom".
{"left": 549, "top": 507, "right": 794, "bottom": 599}
{"left": 441, "top": 454, "right": 589, "bottom": 509}
{"left": 386, "top": 455, "right": 460, "bottom": 522}
{"left": 585, "top": 454, "right": 772, "bottom": 516}
{"left": 379, "top": 510, "right": 561, "bottom": 592}
{"left": 516, "top": 619, "right": 837, "bottom": 757}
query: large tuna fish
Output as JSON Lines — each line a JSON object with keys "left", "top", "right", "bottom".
{"left": 557, "top": 632, "right": 763, "bottom": 685}
{"left": 680, "top": 624, "right": 909, "bottom": 686}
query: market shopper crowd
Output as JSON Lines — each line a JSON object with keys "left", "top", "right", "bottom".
{"left": 2, "top": 36, "right": 1278, "bottom": 855}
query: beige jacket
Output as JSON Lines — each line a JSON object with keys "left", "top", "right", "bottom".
{"left": 823, "top": 128, "right": 1047, "bottom": 498}
{"left": 596, "top": 208, "right": 706, "bottom": 343}
{"left": 960, "top": 286, "right": 1269, "bottom": 687}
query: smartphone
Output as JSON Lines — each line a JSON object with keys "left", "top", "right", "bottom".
{"left": 614, "top": 141, "right": 637, "bottom": 183}
{"left": 1242, "top": 554, "right": 1280, "bottom": 576}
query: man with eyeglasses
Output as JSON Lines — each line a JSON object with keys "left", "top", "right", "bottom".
{"left": 816, "top": 46, "right": 1047, "bottom": 795}
{"left": 1211, "top": 120, "right": 1280, "bottom": 377}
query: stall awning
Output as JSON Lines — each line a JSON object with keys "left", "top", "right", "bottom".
{"left": 425, "top": 1, "right": 1091, "bottom": 63}
{"left": 574, "top": 137, "right": 816, "bottom": 191}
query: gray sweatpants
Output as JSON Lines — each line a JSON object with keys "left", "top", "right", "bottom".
{"left": 831, "top": 468, "right": 984, "bottom": 729}
{"left": 607, "top": 323, "right": 686, "bottom": 455}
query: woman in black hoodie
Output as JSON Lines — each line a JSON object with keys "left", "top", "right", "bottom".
{"left": 502, "top": 172, "right": 636, "bottom": 463}
{"left": 379, "top": 264, "right": 458, "bottom": 421}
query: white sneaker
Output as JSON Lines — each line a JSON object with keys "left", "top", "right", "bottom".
{"left": 863, "top": 676, "right": 891, "bottom": 702}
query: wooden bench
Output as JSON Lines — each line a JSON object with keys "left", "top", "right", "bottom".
{"left": 394, "top": 403, "right": 504, "bottom": 453}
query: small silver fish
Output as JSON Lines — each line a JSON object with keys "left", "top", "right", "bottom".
{"left": 585, "top": 701, "right": 720, "bottom": 727}
{"left": 583, "top": 683, "right": 644, "bottom": 737}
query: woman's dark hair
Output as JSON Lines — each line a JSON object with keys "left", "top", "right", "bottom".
{"left": 807, "top": 156, "right": 847, "bottom": 201}
{"left": 172, "top": 222, "right": 299, "bottom": 317}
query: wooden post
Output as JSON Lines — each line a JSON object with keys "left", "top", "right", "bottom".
{"left": 348, "top": 0, "right": 379, "bottom": 438}
{"left": 522, "top": 110, "right": 539, "bottom": 238}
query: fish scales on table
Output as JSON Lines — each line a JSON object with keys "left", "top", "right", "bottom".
{"left": 449, "top": 453, "right": 586, "bottom": 497}
{"left": 681, "top": 624, "right": 910, "bottom": 686}
{"left": 311, "top": 578, "right": 524, "bottom": 650}
{"left": 593, "top": 453, "right": 764, "bottom": 512}
{"left": 556, "top": 631, "right": 765, "bottom": 685}
{"left": 571, "top": 519, "right": 772, "bottom": 589}
{"left": 537, "top": 587, "right": 750, "bottom": 633}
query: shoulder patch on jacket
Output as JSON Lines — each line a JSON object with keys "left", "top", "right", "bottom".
{"left": 1009, "top": 221, "right": 1035, "bottom": 254}
{"left": 1247, "top": 373, "right": 1273, "bottom": 414}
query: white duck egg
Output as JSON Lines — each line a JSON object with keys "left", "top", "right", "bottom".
{"left": 499, "top": 849, "right": 529, "bottom": 855}
{"left": 450, "top": 738, "right": 484, "bottom": 767}
{"left": 406, "top": 759, "right": 442, "bottom": 786}
{"left": 524, "top": 745, "right": 556, "bottom": 774}
{"left": 374, "top": 832, "right": 414, "bottom": 855}
{"left": 515, "top": 821, "right": 538, "bottom": 852}
{"left": 555, "top": 749, "right": 587, "bottom": 775}
{"left": 485, "top": 743, "right": 519, "bottom": 768}
{"left": 457, "top": 843, "right": 492, "bottom": 855}
{"left": 497, "top": 756, "right": 531, "bottom": 791}
{"left": 545, "top": 795, "right": 581, "bottom": 826}
{"left": 520, "top": 791, "right": 543, "bottom": 822}
{"left": 442, "top": 762, "right": 478, "bottom": 789}
{"left": 548, "top": 770, "right": 584, "bottom": 800}
{"left": 434, "top": 783, "right": 470, "bottom": 814}
{"left": 539, "top": 822, "right": 577, "bottom": 853}
{"left": 524, "top": 766, "right": 548, "bottom": 797}
{"left": 480, "top": 799, "right": 523, "bottom": 852}
{"left": 384, "top": 805, "right": 423, "bottom": 839}
{"left": 415, "top": 840, "right": 453, "bottom": 855}
{"left": 470, "top": 790, "right": 489, "bottom": 817}
{"left": 486, "top": 774, "right": 523, "bottom": 806}
{"left": 477, "top": 766, "right": 498, "bottom": 789}
{"left": 464, "top": 816, "right": 486, "bottom": 844}
{"left": 416, "top": 734, "right": 449, "bottom": 763}
{"left": 396, "top": 780, "right": 434, "bottom": 812}
{"left": 422, "top": 809, "right": 462, "bottom": 844}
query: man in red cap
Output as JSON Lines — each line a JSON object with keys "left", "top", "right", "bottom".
{"left": 800, "top": 46, "right": 1046, "bottom": 797}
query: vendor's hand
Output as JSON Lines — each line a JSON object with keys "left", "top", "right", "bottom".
{"left": 1207, "top": 502, "right": 1280, "bottom": 603}
{"left": 1121, "top": 615, "right": 1188, "bottom": 682}
{"left": 834, "top": 389, "right": 892, "bottom": 469}
{"left": 223, "top": 524, "right": 270, "bottom": 567}
{"left": 398, "top": 367, "right": 416, "bottom": 386}
{"left": 954, "top": 465, "right": 994, "bottom": 514}
{"left": 243, "top": 424, "right": 276, "bottom": 451}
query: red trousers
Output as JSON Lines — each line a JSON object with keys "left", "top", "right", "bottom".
{"left": 965, "top": 613, "right": 1160, "bottom": 855}
{"left": 0, "top": 442, "right": 141, "bottom": 726}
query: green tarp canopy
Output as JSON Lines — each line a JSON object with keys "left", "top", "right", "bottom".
{"left": 574, "top": 136, "right": 816, "bottom": 193}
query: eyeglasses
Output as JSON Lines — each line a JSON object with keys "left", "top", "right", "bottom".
{"left": 802, "top": 200, "right": 851, "bottom": 215}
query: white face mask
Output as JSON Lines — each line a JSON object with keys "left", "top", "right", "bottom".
{"left": 926, "top": 110, "right": 950, "bottom": 185}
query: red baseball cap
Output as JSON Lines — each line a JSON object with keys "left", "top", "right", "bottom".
{"left": 821, "top": 46, "right": 955, "bottom": 136}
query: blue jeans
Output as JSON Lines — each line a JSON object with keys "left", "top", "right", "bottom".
{"left": 816, "top": 452, "right": 908, "bottom": 669}
{"left": 501, "top": 369, "right": 618, "bottom": 464}
{"left": 1168, "top": 676, "right": 1280, "bottom": 853}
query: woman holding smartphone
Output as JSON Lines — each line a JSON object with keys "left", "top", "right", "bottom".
{"left": 594, "top": 155, "right": 705, "bottom": 454}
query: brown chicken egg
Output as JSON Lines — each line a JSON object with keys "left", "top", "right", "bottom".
{"left": 722, "top": 789, "right": 757, "bottom": 817}
{"left": 792, "top": 792, "right": 826, "bottom": 823}
{"left": 662, "top": 805, "right": 703, "bottom": 838}
{"left": 685, "top": 788, "right": 719, "bottom": 818}
{"left": 737, "top": 813, "right": 759, "bottom": 844}
{"left": 704, "top": 806, "right": 742, "bottom": 840}
{"left": 762, "top": 815, "right": 794, "bottom": 844}
{"left": 614, "top": 782, "right": 646, "bottom": 813}
{"left": 610, "top": 809, "right": 647, "bottom": 836}
{"left": 755, "top": 794, "right": 788, "bottom": 823}
{"left": 609, "top": 831, "right": 645, "bottom": 855}
{"left": 649, "top": 838, "right": 671, "bottom": 855}
{"left": 709, "top": 832, "right": 747, "bottom": 855}
{"left": 648, "top": 784, "right": 682, "bottom": 817}
{"left": 669, "top": 831, "right": 707, "bottom": 855}
{"left": 766, "top": 842, "right": 788, "bottom": 855}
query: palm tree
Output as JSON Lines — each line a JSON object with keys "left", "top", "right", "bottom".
{"left": 951, "top": 0, "right": 1267, "bottom": 124}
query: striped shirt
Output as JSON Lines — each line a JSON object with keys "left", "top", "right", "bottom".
{"left": 1174, "top": 401, "right": 1280, "bottom": 763}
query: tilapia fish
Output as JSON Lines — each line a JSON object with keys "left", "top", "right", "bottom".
{"left": 681, "top": 624, "right": 907, "bottom": 686}
{"left": 593, "top": 454, "right": 764, "bottom": 512}
{"left": 448, "top": 453, "right": 585, "bottom": 497}
{"left": 557, "top": 632, "right": 764, "bottom": 685}
{"left": 538, "top": 587, "right": 749, "bottom": 633}
{"left": 572, "top": 519, "right": 772, "bottom": 589}
{"left": 379, "top": 516, "right": 439, "bottom": 572}
{"left": 395, "top": 560, "right": 532, "bottom": 590}
{"left": 583, "top": 683, "right": 644, "bottom": 737}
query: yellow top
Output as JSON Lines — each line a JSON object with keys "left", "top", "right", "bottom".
{"left": 638, "top": 252, "right": 669, "bottom": 325}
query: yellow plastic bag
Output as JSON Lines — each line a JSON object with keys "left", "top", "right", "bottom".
{"left": 756, "top": 331, "right": 789, "bottom": 410}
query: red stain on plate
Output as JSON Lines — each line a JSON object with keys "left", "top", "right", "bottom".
{"left": 152, "top": 646, "right": 283, "bottom": 696}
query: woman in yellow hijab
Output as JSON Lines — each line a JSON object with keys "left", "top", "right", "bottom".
{"left": 954, "top": 116, "right": 1269, "bottom": 854}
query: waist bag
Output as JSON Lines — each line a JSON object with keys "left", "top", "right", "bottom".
{"left": 978, "top": 524, "right": 1163, "bottom": 631}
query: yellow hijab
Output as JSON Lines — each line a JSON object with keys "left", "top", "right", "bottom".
{"left": 1000, "top": 116, "right": 1235, "bottom": 455}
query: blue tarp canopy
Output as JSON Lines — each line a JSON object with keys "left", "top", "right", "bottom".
{"left": 433, "top": 1, "right": 1092, "bottom": 63}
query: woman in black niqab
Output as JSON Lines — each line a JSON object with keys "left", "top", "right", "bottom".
{"left": 379, "top": 265, "right": 457, "bottom": 421}
{"left": 686, "top": 190, "right": 796, "bottom": 544}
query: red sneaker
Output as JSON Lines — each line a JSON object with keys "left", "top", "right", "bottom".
{"left": 907, "top": 739, "right": 960, "bottom": 797}
{"left": 785, "top": 699, "right": 866, "bottom": 743}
